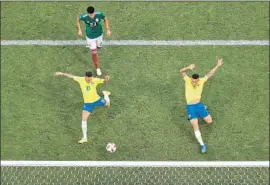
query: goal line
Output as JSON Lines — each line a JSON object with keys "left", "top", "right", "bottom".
{"left": 1, "top": 160, "right": 269, "bottom": 167}
{"left": 2, "top": 161, "right": 269, "bottom": 184}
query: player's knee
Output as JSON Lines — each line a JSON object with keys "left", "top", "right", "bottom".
{"left": 82, "top": 115, "right": 89, "bottom": 121}
{"left": 91, "top": 49, "right": 97, "bottom": 54}
{"left": 82, "top": 111, "right": 91, "bottom": 121}
{"left": 82, "top": 116, "right": 87, "bottom": 121}
{"left": 205, "top": 116, "right": 213, "bottom": 124}
{"left": 190, "top": 119, "right": 199, "bottom": 130}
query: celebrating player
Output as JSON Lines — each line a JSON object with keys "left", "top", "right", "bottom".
{"left": 179, "top": 57, "right": 223, "bottom": 153}
{"left": 76, "top": 6, "right": 111, "bottom": 76}
{"left": 54, "top": 71, "right": 111, "bottom": 144}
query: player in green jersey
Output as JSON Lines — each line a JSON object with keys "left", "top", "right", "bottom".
{"left": 77, "top": 6, "right": 111, "bottom": 76}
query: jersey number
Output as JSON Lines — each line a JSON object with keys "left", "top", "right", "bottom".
{"left": 86, "top": 86, "right": 91, "bottom": 91}
{"left": 89, "top": 22, "right": 97, "bottom": 28}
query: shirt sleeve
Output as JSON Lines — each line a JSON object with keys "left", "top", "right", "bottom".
{"left": 100, "top": 12, "right": 105, "bottom": 20}
{"left": 73, "top": 76, "right": 80, "bottom": 82}
{"left": 94, "top": 78, "right": 105, "bottom": 85}
{"left": 200, "top": 76, "right": 208, "bottom": 83}
{"left": 183, "top": 75, "right": 189, "bottom": 82}
{"left": 79, "top": 14, "right": 87, "bottom": 21}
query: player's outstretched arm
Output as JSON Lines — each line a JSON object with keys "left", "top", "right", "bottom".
{"left": 104, "top": 17, "right": 111, "bottom": 36}
{"left": 179, "top": 64, "right": 195, "bottom": 77}
{"left": 76, "top": 17, "right": 83, "bottom": 36}
{"left": 103, "top": 75, "right": 110, "bottom": 83}
{"left": 206, "top": 57, "right": 223, "bottom": 79}
{"left": 54, "top": 72, "right": 75, "bottom": 79}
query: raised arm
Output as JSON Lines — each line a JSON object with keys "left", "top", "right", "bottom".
{"left": 76, "top": 17, "right": 83, "bottom": 36}
{"left": 54, "top": 72, "right": 75, "bottom": 79}
{"left": 179, "top": 64, "right": 195, "bottom": 77}
{"left": 206, "top": 57, "right": 223, "bottom": 79}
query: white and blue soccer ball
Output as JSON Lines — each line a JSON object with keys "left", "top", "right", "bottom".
{"left": 106, "top": 143, "right": 116, "bottom": 153}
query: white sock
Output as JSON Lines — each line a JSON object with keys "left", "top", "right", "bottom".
{"left": 82, "top": 121, "right": 87, "bottom": 138}
{"left": 194, "top": 130, "right": 204, "bottom": 146}
{"left": 104, "top": 94, "right": 110, "bottom": 104}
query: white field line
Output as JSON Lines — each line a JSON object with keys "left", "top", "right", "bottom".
{"left": 1, "top": 161, "right": 269, "bottom": 167}
{"left": 1, "top": 40, "right": 269, "bottom": 46}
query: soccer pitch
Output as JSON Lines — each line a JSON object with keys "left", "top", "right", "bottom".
{"left": 1, "top": 1, "right": 269, "bottom": 162}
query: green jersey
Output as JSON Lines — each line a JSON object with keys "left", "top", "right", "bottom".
{"left": 79, "top": 12, "right": 105, "bottom": 39}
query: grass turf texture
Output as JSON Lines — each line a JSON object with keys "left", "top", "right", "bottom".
{"left": 1, "top": 46, "right": 269, "bottom": 160}
{"left": 1, "top": 1, "right": 269, "bottom": 161}
{"left": 1, "top": 2, "right": 269, "bottom": 40}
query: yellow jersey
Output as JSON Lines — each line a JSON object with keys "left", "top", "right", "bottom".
{"left": 73, "top": 77, "right": 104, "bottom": 103}
{"left": 184, "top": 76, "right": 208, "bottom": 104}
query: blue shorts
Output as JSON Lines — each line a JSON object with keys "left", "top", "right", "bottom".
{"left": 186, "top": 102, "right": 209, "bottom": 120}
{"left": 83, "top": 98, "right": 107, "bottom": 113}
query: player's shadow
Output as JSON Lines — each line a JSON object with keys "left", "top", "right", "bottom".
{"left": 72, "top": 46, "right": 109, "bottom": 73}
{"left": 149, "top": 78, "right": 216, "bottom": 144}
{"left": 171, "top": 104, "right": 197, "bottom": 142}
{"left": 145, "top": 79, "right": 196, "bottom": 142}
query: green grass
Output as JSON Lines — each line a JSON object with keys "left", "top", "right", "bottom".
{"left": 0, "top": 2, "right": 269, "bottom": 162}
{"left": 1, "top": 2, "right": 269, "bottom": 40}
{"left": 1, "top": 46, "right": 269, "bottom": 161}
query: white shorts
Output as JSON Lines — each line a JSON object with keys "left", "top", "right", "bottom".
{"left": 86, "top": 35, "right": 103, "bottom": 50}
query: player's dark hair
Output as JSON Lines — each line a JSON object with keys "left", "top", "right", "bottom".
{"left": 192, "top": 74, "right": 200, "bottom": 79}
{"left": 87, "top": 6, "right": 95, "bottom": 14}
{"left": 85, "top": 71, "right": 93, "bottom": 77}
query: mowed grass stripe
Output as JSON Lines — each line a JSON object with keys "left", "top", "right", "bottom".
{"left": 1, "top": 46, "right": 269, "bottom": 160}
{"left": 1, "top": 40, "right": 269, "bottom": 46}
{"left": 1, "top": 2, "right": 269, "bottom": 40}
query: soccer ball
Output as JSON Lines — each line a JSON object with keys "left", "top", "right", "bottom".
{"left": 106, "top": 143, "right": 116, "bottom": 153}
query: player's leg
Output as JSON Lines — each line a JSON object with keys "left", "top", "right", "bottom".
{"left": 103, "top": 91, "right": 111, "bottom": 108}
{"left": 96, "top": 34, "right": 103, "bottom": 49}
{"left": 90, "top": 92, "right": 111, "bottom": 114}
{"left": 190, "top": 119, "right": 207, "bottom": 153}
{"left": 78, "top": 103, "right": 94, "bottom": 144}
{"left": 187, "top": 104, "right": 207, "bottom": 153}
{"left": 94, "top": 91, "right": 111, "bottom": 108}
{"left": 203, "top": 115, "right": 213, "bottom": 124}
{"left": 86, "top": 37, "right": 102, "bottom": 76}
{"left": 198, "top": 103, "right": 213, "bottom": 124}
{"left": 93, "top": 91, "right": 111, "bottom": 108}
